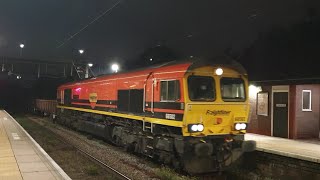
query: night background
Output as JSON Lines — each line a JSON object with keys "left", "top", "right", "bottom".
{"left": 0, "top": 0, "right": 320, "bottom": 112}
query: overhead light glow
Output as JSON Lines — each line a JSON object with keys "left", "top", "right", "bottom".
{"left": 111, "top": 64, "right": 119, "bottom": 73}
{"left": 88, "top": 63, "right": 93, "bottom": 67}
{"left": 79, "top": 49, "right": 84, "bottom": 54}
{"left": 19, "top": 44, "right": 24, "bottom": 48}
{"left": 249, "top": 85, "right": 262, "bottom": 98}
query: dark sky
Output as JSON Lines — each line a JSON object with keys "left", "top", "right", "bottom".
{"left": 0, "top": 0, "right": 319, "bottom": 65}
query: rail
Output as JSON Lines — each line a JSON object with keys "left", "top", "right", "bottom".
{"left": 28, "top": 116, "right": 131, "bottom": 180}
{"left": 75, "top": 145, "right": 131, "bottom": 180}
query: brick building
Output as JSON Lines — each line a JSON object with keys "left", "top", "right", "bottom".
{"left": 248, "top": 79, "right": 320, "bottom": 139}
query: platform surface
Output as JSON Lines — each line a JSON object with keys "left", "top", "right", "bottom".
{"left": 245, "top": 133, "right": 320, "bottom": 163}
{"left": 0, "top": 110, "right": 70, "bottom": 180}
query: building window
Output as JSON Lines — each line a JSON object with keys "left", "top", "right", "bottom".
{"left": 302, "top": 90, "right": 312, "bottom": 111}
{"left": 160, "top": 80, "right": 180, "bottom": 101}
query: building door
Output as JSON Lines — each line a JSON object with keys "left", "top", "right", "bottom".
{"left": 273, "top": 92, "right": 288, "bottom": 138}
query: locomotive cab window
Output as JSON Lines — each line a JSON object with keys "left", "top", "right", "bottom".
{"left": 160, "top": 80, "right": 180, "bottom": 101}
{"left": 220, "top": 77, "right": 245, "bottom": 102}
{"left": 188, "top": 76, "right": 215, "bottom": 101}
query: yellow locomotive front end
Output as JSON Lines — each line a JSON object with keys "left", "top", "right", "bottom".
{"left": 183, "top": 66, "right": 249, "bottom": 136}
{"left": 180, "top": 65, "right": 255, "bottom": 173}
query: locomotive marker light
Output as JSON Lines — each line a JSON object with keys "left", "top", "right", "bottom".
{"left": 111, "top": 63, "right": 119, "bottom": 73}
{"left": 215, "top": 68, "right": 223, "bottom": 75}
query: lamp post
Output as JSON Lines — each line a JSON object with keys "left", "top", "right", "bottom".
{"left": 19, "top": 43, "right": 24, "bottom": 56}
{"left": 74, "top": 49, "right": 85, "bottom": 78}
{"left": 85, "top": 63, "right": 93, "bottom": 78}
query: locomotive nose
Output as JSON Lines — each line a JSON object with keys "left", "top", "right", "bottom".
{"left": 242, "top": 140, "right": 256, "bottom": 152}
{"left": 194, "top": 143, "right": 213, "bottom": 157}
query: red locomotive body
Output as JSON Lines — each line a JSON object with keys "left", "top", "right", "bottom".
{"left": 58, "top": 62, "right": 189, "bottom": 123}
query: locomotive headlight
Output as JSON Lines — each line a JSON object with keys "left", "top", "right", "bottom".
{"left": 234, "top": 123, "right": 247, "bottom": 130}
{"left": 188, "top": 124, "right": 204, "bottom": 132}
{"left": 240, "top": 123, "right": 247, "bottom": 130}
{"left": 215, "top": 68, "right": 223, "bottom": 76}
{"left": 235, "top": 123, "right": 242, "bottom": 130}
{"left": 197, "top": 124, "right": 204, "bottom": 131}
{"left": 191, "top": 124, "right": 198, "bottom": 132}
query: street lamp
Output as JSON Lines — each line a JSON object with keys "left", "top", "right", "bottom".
{"left": 111, "top": 64, "right": 119, "bottom": 73}
{"left": 19, "top": 43, "right": 24, "bottom": 56}
{"left": 79, "top": 49, "right": 84, "bottom": 54}
{"left": 85, "top": 63, "right": 94, "bottom": 78}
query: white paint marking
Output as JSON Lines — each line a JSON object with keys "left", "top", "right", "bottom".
{"left": 12, "top": 133, "right": 20, "bottom": 140}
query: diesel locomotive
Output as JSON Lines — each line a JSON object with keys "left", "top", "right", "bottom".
{"left": 56, "top": 59, "right": 255, "bottom": 174}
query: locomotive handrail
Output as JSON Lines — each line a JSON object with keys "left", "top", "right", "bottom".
{"left": 143, "top": 84, "right": 146, "bottom": 112}
{"left": 144, "top": 72, "right": 154, "bottom": 113}
{"left": 151, "top": 79, "right": 154, "bottom": 113}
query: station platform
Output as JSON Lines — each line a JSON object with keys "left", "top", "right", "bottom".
{"left": 245, "top": 133, "right": 320, "bottom": 163}
{"left": 0, "top": 110, "right": 70, "bottom": 180}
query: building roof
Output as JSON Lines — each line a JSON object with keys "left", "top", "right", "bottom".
{"left": 250, "top": 77, "right": 320, "bottom": 86}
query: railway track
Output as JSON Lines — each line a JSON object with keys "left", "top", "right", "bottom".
{"left": 28, "top": 116, "right": 132, "bottom": 180}
{"left": 72, "top": 141, "right": 131, "bottom": 180}
{"left": 28, "top": 115, "right": 219, "bottom": 179}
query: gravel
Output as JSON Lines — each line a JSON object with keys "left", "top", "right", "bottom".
{"left": 27, "top": 115, "right": 174, "bottom": 180}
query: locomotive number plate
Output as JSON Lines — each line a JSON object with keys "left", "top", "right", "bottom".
{"left": 165, "top": 113, "right": 176, "bottom": 120}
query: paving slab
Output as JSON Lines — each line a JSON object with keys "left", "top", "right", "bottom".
{"left": 0, "top": 110, "right": 71, "bottom": 180}
{"left": 245, "top": 133, "right": 320, "bottom": 163}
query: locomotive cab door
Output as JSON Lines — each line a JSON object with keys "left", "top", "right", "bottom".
{"left": 64, "top": 89, "right": 72, "bottom": 106}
